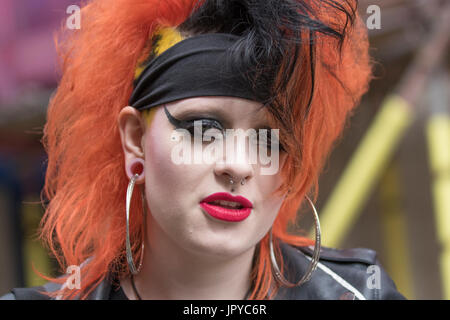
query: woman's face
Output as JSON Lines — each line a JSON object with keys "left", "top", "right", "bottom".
{"left": 142, "top": 96, "right": 288, "bottom": 259}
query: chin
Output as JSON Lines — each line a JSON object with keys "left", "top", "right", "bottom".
{"left": 186, "top": 232, "right": 252, "bottom": 259}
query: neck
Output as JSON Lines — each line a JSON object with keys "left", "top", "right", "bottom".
{"left": 121, "top": 223, "right": 255, "bottom": 300}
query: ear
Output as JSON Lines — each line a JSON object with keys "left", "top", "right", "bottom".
{"left": 117, "top": 106, "right": 146, "bottom": 184}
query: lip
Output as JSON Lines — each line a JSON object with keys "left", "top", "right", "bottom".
{"left": 200, "top": 192, "right": 253, "bottom": 222}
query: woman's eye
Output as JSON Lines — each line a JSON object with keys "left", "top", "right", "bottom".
{"left": 183, "top": 119, "right": 224, "bottom": 139}
{"left": 173, "top": 116, "right": 287, "bottom": 151}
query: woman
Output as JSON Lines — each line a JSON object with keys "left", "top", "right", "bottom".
{"left": 1, "top": 0, "right": 405, "bottom": 300}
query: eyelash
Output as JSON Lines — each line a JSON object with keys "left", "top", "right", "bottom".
{"left": 181, "top": 118, "right": 224, "bottom": 137}
{"left": 181, "top": 119, "right": 286, "bottom": 152}
{"left": 163, "top": 105, "right": 285, "bottom": 151}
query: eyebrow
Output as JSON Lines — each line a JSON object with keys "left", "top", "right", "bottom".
{"left": 168, "top": 103, "right": 271, "bottom": 129}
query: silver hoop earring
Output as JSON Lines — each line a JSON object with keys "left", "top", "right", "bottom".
{"left": 269, "top": 195, "right": 321, "bottom": 287}
{"left": 126, "top": 173, "right": 146, "bottom": 275}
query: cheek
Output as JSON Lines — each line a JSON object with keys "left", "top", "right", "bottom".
{"left": 258, "top": 158, "right": 285, "bottom": 201}
{"left": 264, "top": 156, "right": 287, "bottom": 209}
{"left": 142, "top": 131, "right": 188, "bottom": 239}
{"left": 261, "top": 189, "right": 284, "bottom": 220}
{"left": 255, "top": 155, "right": 288, "bottom": 223}
{"left": 253, "top": 174, "right": 286, "bottom": 230}
{"left": 144, "top": 133, "right": 178, "bottom": 193}
{"left": 143, "top": 115, "right": 191, "bottom": 190}
{"left": 142, "top": 126, "right": 200, "bottom": 224}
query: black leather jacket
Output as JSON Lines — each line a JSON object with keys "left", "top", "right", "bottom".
{"left": 0, "top": 242, "right": 406, "bottom": 300}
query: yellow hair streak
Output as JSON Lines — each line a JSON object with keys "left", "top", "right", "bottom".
{"left": 134, "top": 27, "right": 185, "bottom": 80}
{"left": 135, "top": 27, "right": 185, "bottom": 127}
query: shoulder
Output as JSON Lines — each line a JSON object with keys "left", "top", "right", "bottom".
{"left": 276, "top": 241, "right": 407, "bottom": 300}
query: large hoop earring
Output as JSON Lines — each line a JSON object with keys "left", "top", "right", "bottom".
{"left": 126, "top": 160, "right": 146, "bottom": 275}
{"left": 269, "top": 195, "right": 321, "bottom": 287}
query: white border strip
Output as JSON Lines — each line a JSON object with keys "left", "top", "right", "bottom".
{"left": 304, "top": 255, "right": 367, "bottom": 300}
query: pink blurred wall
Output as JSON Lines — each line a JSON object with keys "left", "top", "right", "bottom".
{"left": 0, "top": 0, "right": 80, "bottom": 105}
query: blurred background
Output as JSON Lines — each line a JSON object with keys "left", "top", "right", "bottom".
{"left": 0, "top": 0, "right": 449, "bottom": 299}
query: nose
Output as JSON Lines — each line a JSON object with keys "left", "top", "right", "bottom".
{"left": 213, "top": 130, "right": 254, "bottom": 191}
{"left": 214, "top": 162, "right": 253, "bottom": 191}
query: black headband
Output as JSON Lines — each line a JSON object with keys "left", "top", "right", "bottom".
{"left": 129, "top": 33, "right": 270, "bottom": 110}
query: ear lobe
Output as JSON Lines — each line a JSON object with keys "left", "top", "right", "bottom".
{"left": 126, "top": 158, "right": 145, "bottom": 184}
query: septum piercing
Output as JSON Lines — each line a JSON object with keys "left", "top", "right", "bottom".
{"left": 229, "top": 176, "right": 246, "bottom": 192}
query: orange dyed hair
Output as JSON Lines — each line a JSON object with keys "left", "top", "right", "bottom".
{"left": 38, "top": 0, "right": 372, "bottom": 299}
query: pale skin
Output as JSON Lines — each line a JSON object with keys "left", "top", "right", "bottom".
{"left": 117, "top": 96, "right": 288, "bottom": 299}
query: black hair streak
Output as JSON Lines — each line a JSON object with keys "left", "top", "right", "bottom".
{"left": 177, "top": 0, "right": 358, "bottom": 128}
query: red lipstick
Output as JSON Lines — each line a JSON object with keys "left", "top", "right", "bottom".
{"left": 200, "top": 192, "right": 253, "bottom": 222}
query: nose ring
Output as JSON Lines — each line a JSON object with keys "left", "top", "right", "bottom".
{"left": 229, "top": 176, "right": 246, "bottom": 192}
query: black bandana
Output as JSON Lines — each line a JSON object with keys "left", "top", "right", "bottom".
{"left": 129, "top": 33, "right": 269, "bottom": 110}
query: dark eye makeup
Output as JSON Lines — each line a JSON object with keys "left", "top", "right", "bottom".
{"left": 163, "top": 105, "right": 286, "bottom": 152}
{"left": 163, "top": 105, "right": 225, "bottom": 137}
